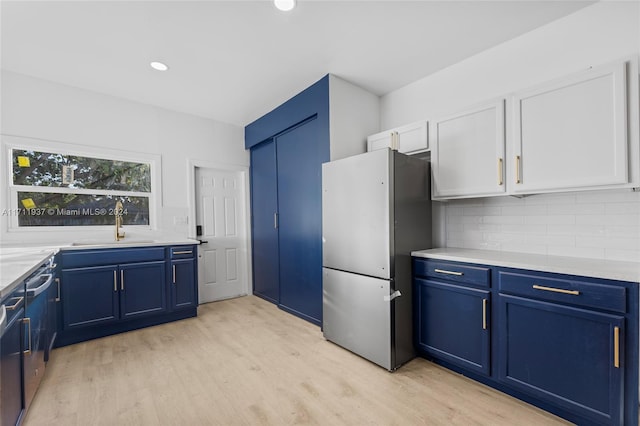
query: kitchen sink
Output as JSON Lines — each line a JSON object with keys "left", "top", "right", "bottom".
{"left": 71, "top": 239, "right": 157, "bottom": 246}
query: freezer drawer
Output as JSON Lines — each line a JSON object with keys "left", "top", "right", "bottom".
{"left": 322, "top": 268, "right": 392, "bottom": 370}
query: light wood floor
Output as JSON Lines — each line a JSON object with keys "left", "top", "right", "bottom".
{"left": 24, "top": 295, "right": 570, "bottom": 426}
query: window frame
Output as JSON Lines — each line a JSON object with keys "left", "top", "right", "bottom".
{"left": 3, "top": 136, "right": 162, "bottom": 232}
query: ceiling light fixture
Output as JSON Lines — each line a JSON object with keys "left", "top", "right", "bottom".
{"left": 150, "top": 61, "right": 169, "bottom": 71}
{"left": 274, "top": 0, "right": 296, "bottom": 12}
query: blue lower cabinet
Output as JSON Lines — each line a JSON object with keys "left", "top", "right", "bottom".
{"left": 412, "top": 257, "right": 638, "bottom": 426}
{"left": 120, "top": 261, "right": 167, "bottom": 319}
{"left": 57, "top": 246, "right": 197, "bottom": 346}
{"left": 415, "top": 278, "right": 490, "bottom": 375}
{"left": 62, "top": 265, "right": 120, "bottom": 328}
{"left": 62, "top": 262, "right": 166, "bottom": 327}
{"left": 171, "top": 259, "right": 196, "bottom": 309}
{"left": 498, "top": 294, "right": 624, "bottom": 425}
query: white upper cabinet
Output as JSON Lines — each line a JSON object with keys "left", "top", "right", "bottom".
{"left": 367, "top": 121, "right": 428, "bottom": 155}
{"left": 431, "top": 100, "right": 506, "bottom": 200}
{"left": 510, "top": 60, "right": 630, "bottom": 194}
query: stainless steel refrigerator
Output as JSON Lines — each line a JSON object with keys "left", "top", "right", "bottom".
{"left": 322, "top": 148, "right": 432, "bottom": 371}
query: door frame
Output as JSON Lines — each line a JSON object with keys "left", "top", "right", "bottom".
{"left": 186, "top": 159, "right": 253, "bottom": 296}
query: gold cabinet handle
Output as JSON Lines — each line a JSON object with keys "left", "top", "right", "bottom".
{"left": 173, "top": 250, "right": 193, "bottom": 255}
{"left": 173, "top": 265, "right": 176, "bottom": 284}
{"left": 120, "top": 270, "right": 124, "bottom": 291}
{"left": 614, "top": 326, "right": 620, "bottom": 368}
{"left": 497, "top": 158, "right": 503, "bottom": 185}
{"left": 515, "top": 155, "right": 521, "bottom": 184}
{"left": 434, "top": 268, "right": 464, "bottom": 276}
{"left": 532, "top": 284, "right": 580, "bottom": 295}
{"left": 55, "top": 277, "right": 61, "bottom": 302}
{"left": 113, "top": 270, "right": 117, "bottom": 292}
{"left": 23, "top": 317, "right": 32, "bottom": 355}
{"left": 5, "top": 296, "right": 24, "bottom": 311}
{"left": 482, "top": 299, "right": 488, "bottom": 330}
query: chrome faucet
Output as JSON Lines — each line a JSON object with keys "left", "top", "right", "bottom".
{"left": 114, "top": 200, "right": 125, "bottom": 241}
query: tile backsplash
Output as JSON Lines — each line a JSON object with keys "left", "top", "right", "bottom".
{"left": 442, "top": 189, "right": 640, "bottom": 262}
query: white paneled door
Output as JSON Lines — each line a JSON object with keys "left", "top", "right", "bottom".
{"left": 195, "top": 167, "right": 248, "bottom": 303}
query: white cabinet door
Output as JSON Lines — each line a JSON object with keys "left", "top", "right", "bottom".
{"left": 367, "top": 121, "right": 428, "bottom": 154}
{"left": 396, "top": 121, "right": 428, "bottom": 154}
{"left": 431, "top": 100, "right": 505, "bottom": 199}
{"left": 511, "top": 61, "right": 629, "bottom": 194}
{"left": 367, "top": 131, "right": 393, "bottom": 152}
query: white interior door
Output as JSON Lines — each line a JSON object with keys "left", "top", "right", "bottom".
{"left": 195, "top": 167, "right": 248, "bottom": 303}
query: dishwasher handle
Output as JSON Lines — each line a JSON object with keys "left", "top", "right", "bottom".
{"left": 0, "top": 305, "right": 6, "bottom": 335}
{"left": 26, "top": 273, "right": 54, "bottom": 297}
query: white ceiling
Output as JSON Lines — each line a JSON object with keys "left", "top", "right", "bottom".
{"left": 1, "top": 1, "right": 594, "bottom": 127}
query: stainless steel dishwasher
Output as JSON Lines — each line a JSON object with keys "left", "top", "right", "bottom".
{"left": 1, "top": 285, "right": 26, "bottom": 426}
{"left": 22, "top": 257, "right": 55, "bottom": 411}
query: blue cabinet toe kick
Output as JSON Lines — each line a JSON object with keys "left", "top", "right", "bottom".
{"left": 55, "top": 307, "right": 196, "bottom": 347}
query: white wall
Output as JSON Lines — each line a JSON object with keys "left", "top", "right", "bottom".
{"left": 0, "top": 70, "right": 248, "bottom": 243}
{"left": 381, "top": 1, "right": 640, "bottom": 263}
{"left": 329, "top": 75, "right": 380, "bottom": 161}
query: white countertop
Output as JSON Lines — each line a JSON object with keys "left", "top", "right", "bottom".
{"left": 412, "top": 248, "right": 640, "bottom": 283}
{"left": 57, "top": 237, "right": 198, "bottom": 251}
{"left": 0, "top": 248, "right": 57, "bottom": 299}
{"left": 0, "top": 237, "right": 199, "bottom": 299}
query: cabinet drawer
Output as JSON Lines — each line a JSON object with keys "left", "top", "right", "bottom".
{"left": 499, "top": 271, "right": 626, "bottom": 314}
{"left": 169, "top": 246, "right": 196, "bottom": 259}
{"left": 413, "top": 259, "right": 490, "bottom": 288}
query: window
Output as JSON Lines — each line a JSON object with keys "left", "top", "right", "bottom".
{"left": 7, "top": 144, "right": 158, "bottom": 229}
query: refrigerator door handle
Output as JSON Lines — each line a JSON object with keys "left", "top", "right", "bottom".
{"left": 383, "top": 290, "right": 402, "bottom": 302}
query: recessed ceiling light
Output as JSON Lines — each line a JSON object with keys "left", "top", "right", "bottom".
{"left": 274, "top": 0, "right": 296, "bottom": 12}
{"left": 150, "top": 61, "right": 169, "bottom": 71}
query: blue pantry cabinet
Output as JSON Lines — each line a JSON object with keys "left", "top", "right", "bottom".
{"left": 246, "top": 74, "right": 379, "bottom": 326}
{"left": 413, "top": 257, "right": 639, "bottom": 426}
{"left": 275, "top": 117, "right": 324, "bottom": 322}
{"left": 248, "top": 110, "right": 327, "bottom": 325}
{"left": 250, "top": 139, "right": 280, "bottom": 304}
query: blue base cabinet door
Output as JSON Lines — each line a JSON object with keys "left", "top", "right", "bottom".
{"left": 62, "top": 262, "right": 168, "bottom": 327}
{"left": 120, "top": 261, "right": 166, "bottom": 319}
{"left": 498, "top": 294, "right": 624, "bottom": 425}
{"left": 61, "top": 265, "right": 120, "bottom": 328}
{"left": 171, "top": 259, "right": 196, "bottom": 309}
{"left": 415, "top": 278, "right": 490, "bottom": 375}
